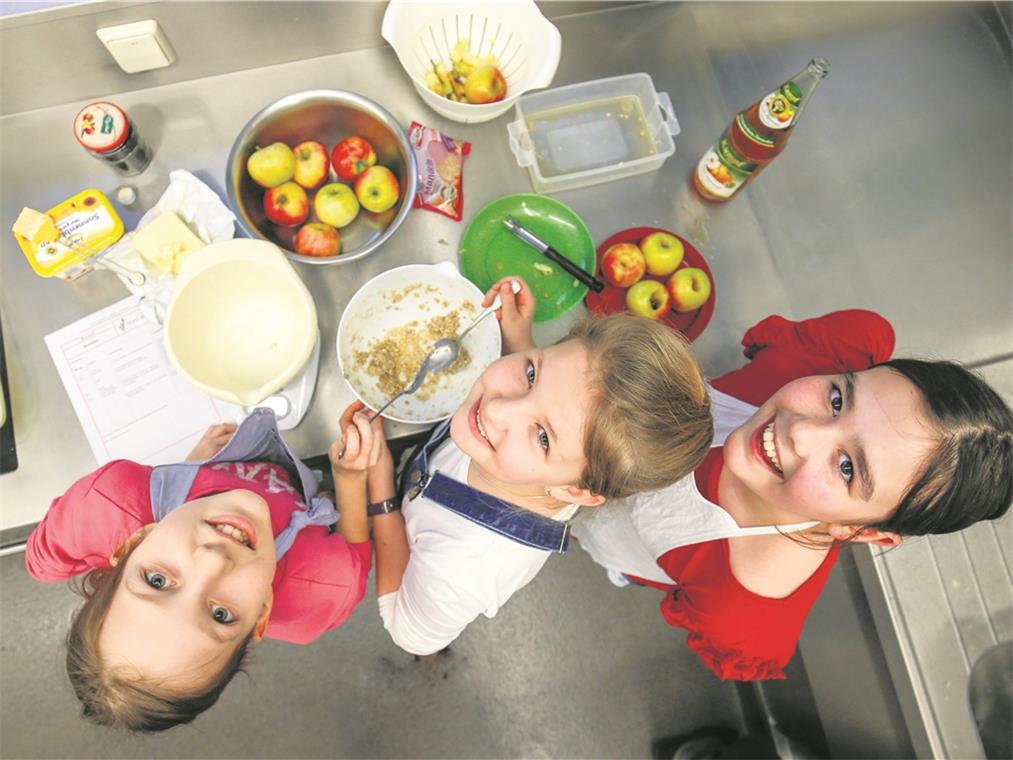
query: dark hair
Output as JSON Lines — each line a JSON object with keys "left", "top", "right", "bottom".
{"left": 66, "top": 550, "right": 253, "bottom": 733}
{"left": 869, "top": 359, "right": 1013, "bottom": 536}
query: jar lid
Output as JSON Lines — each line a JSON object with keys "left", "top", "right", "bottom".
{"left": 73, "top": 101, "right": 130, "bottom": 153}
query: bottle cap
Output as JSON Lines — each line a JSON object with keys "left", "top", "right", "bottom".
{"left": 73, "top": 101, "right": 130, "bottom": 153}
{"left": 115, "top": 186, "right": 138, "bottom": 205}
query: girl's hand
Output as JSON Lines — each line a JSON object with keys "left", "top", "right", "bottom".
{"left": 329, "top": 402, "right": 383, "bottom": 478}
{"left": 185, "top": 423, "right": 237, "bottom": 462}
{"left": 483, "top": 276, "right": 536, "bottom": 354}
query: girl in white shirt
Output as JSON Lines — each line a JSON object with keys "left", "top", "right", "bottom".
{"left": 334, "top": 277, "right": 713, "bottom": 655}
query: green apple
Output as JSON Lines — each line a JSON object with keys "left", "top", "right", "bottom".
{"left": 314, "top": 183, "right": 360, "bottom": 228}
{"left": 354, "top": 165, "right": 400, "bottom": 213}
{"left": 247, "top": 142, "right": 296, "bottom": 188}
{"left": 625, "top": 279, "right": 670, "bottom": 320}
{"left": 640, "top": 232, "right": 685, "bottom": 277}
{"left": 667, "top": 267, "right": 712, "bottom": 312}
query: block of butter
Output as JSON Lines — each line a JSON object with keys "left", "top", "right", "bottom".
{"left": 131, "top": 211, "right": 205, "bottom": 275}
{"left": 12, "top": 208, "right": 59, "bottom": 247}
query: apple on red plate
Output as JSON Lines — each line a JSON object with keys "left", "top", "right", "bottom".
{"left": 585, "top": 227, "right": 716, "bottom": 342}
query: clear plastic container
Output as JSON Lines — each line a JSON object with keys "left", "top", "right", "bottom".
{"left": 507, "top": 73, "right": 680, "bottom": 194}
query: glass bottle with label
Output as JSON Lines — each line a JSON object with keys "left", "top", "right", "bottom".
{"left": 693, "top": 58, "right": 830, "bottom": 202}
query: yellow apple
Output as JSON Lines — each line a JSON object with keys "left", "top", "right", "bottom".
{"left": 640, "top": 232, "right": 684, "bottom": 277}
{"left": 354, "top": 165, "right": 400, "bottom": 213}
{"left": 247, "top": 142, "right": 296, "bottom": 188}
{"left": 625, "top": 279, "right": 670, "bottom": 320}
{"left": 464, "top": 64, "right": 507, "bottom": 104}
{"left": 667, "top": 267, "right": 711, "bottom": 312}
{"left": 314, "top": 183, "right": 360, "bottom": 228}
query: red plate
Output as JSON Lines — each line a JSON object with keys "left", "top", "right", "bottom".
{"left": 585, "top": 227, "right": 715, "bottom": 342}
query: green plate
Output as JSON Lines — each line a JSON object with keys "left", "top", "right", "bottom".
{"left": 459, "top": 194, "right": 595, "bottom": 322}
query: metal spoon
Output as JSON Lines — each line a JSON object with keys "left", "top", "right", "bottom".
{"left": 336, "top": 341, "right": 454, "bottom": 459}
{"left": 421, "top": 278, "right": 523, "bottom": 378}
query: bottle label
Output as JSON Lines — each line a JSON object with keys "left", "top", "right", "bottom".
{"left": 736, "top": 113, "right": 775, "bottom": 148}
{"left": 695, "top": 132, "right": 758, "bottom": 199}
{"left": 758, "top": 81, "right": 802, "bottom": 130}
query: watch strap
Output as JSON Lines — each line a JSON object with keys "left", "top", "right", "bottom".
{"left": 367, "top": 498, "right": 400, "bottom": 517}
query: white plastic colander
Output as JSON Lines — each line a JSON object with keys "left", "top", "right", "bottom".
{"left": 381, "top": 0, "right": 562, "bottom": 124}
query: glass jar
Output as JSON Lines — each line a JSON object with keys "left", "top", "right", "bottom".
{"left": 72, "top": 101, "right": 152, "bottom": 177}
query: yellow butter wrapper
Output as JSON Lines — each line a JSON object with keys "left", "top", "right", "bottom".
{"left": 13, "top": 189, "right": 124, "bottom": 279}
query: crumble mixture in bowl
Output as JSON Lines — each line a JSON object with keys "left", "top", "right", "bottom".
{"left": 337, "top": 263, "right": 501, "bottom": 423}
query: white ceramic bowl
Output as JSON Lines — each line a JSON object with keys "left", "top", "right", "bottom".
{"left": 337, "top": 262, "right": 501, "bottom": 423}
{"left": 381, "top": 0, "right": 561, "bottom": 124}
{"left": 164, "top": 240, "right": 318, "bottom": 407}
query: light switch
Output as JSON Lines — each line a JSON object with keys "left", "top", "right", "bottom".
{"left": 96, "top": 20, "right": 175, "bottom": 74}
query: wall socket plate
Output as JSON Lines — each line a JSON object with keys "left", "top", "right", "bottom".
{"left": 96, "top": 19, "right": 175, "bottom": 74}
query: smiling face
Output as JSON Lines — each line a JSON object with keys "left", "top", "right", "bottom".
{"left": 722, "top": 367, "right": 939, "bottom": 530}
{"left": 449, "top": 340, "right": 597, "bottom": 503}
{"left": 99, "top": 490, "right": 276, "bottom": 690}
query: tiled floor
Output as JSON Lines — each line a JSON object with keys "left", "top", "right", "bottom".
{"left": 0, "top": 541, "right": 745, "bottom": 758}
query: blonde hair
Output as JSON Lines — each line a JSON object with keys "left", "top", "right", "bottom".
{"left": 65, "top": 547, "right": 252, "bottom": 733}
{"left": 568, "top": 313, "right": 712, "bottom": 499}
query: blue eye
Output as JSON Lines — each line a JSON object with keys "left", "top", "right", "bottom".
{"left": 537, "top": 425, "right": 550, "bottom": 452}
{"left": 144, "top": 571, "right": 168, "bottom": 590}
{"left": 526, "top": 360, "right": 536, "bottom": 387}
{"left": 211, "top": 604, "right": 236, "bottom": 625}
{"left": 838, "top": 451, "right": 853, "bottom": 484}
{"left": 830, "top": 385, "right": 843, "bottom": 416}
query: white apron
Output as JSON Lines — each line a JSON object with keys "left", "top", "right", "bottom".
{"left": 571, "top": 386, "right": 817, "bottom": 585}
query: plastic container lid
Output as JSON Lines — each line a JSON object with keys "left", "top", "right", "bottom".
{"left": 73, "top": 101, "right": 130, "bottom": 153}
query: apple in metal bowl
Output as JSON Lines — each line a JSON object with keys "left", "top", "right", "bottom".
{"left": 226, "top": 90, "right": 418, "bottom": 266}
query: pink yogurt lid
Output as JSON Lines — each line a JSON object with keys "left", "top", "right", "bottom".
{"left": 73, "top": 101, "right": 130, "bottom": 153}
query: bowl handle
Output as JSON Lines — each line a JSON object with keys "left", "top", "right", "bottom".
{"left": 656, "top": 92, "right": 682, "bottom": 137}
{"left": 507, "top": 121, "right": 536, "bottom": 168}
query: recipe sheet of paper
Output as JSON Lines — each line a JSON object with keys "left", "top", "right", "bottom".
{"left": 45, "top": 295, "right": 242, "bottom": 466}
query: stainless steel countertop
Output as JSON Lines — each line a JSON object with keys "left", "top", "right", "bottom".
{"left": 2, "top": 2, "right": 1011, "bottom": 756}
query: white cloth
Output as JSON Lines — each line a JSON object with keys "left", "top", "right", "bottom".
{"left": 377, "top": 440, "right": 579, "bottom": 655}
{"left": 571, "top": 386, "right": 818, "bottom": 584}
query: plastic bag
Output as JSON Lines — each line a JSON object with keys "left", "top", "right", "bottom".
{"left": 409, "top": 121, "right": 472, "bottom": 221}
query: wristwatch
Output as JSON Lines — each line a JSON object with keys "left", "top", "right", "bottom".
{"left": 367, "top": 498, "right": 400, "bottom": 517}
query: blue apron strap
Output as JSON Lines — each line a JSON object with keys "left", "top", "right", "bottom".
{"left": 149, "top": 409, "right": 337, "bottom": 558}
{"left": 397, "top": 419, "right": 452, "bottom": 502}
{"left": 420, "top": 472, "right": 570, "bottom": 554}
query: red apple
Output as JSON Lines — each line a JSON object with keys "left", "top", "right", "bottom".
{"left": 667, "top": 267, "right": 712, "bottom": 312}
{"left": 314, "top": 182, "right": 360, "bottom": 228}
{"left": 292, "top": 140, "right": 329, "bottom": 189}
{"left": 263, "top": 181, "right": 309, "bottom": 227}
{"left": 294, "top": 222, "right": 340, "bottom": 257}
{"left": 601, "top": 242, "right": 646, "bottom": 288}
{"left": 640, "top": 231, "right": 685, "bottom": 277}
{"left": 625, "top": 279, "right": 670, "bottom": 320}
{"left": 464, "top": 64, "right": 507, "bottom": 104}
{"left": 331, "top": 136, "right": 377, "bottom": 182}
{"left": 354, "top": 165, "right": 400, "bottom": 213}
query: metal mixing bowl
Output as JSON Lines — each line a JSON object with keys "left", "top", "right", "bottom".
{"left": 226, "top": 90, "right": 417, "bottom": 266}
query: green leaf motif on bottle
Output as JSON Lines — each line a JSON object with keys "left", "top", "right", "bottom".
{"left": 736, "top": 112, "right": 775, "bottom": 147}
